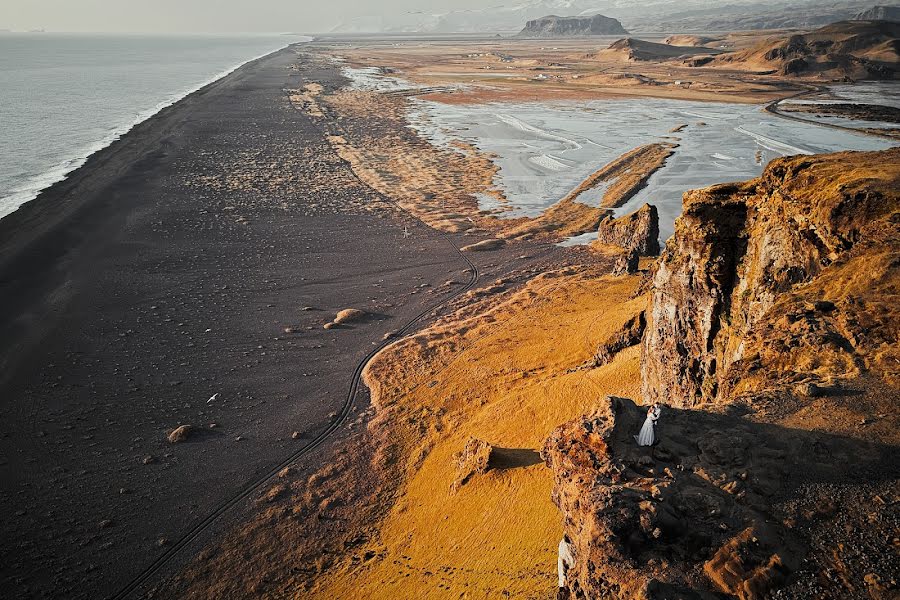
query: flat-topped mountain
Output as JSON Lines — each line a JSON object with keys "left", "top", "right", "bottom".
{"left": 518, "top": 13, "right": 628, "bottom": 38}
{"left": 703, "top": 19, "right": 900, "bottom": 78}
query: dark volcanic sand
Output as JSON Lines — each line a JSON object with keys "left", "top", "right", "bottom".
{"left": 0, "top": 45, "right": 560, "bottom": 598}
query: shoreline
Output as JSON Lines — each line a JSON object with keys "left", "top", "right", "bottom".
{"left": 0, "top": 39, "right": 305, "bottom": 227}
{"left": 0, "top": 46, "right": 554, "bottom": 598}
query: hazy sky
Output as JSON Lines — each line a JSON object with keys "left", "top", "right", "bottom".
{"left": 2, "top": 0, "right": 493, "bottom": 33}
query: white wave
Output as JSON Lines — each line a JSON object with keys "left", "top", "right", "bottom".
{"left": 495, "top": 113, "right": 582, "bottom": 149}
{"left": 530, "top": 154, "right": 570, "bottom": 171}
{"left": 0, "top": 41, "right": 305, "bottom": 222}
{"left": 734, "top": 125, "right": 813, "bottom": 156}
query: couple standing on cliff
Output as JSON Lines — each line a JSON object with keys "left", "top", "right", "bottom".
{"left": 635, "top": 403, "right": 662, "bottom": 446}
{"left": 557, "top": 403, "right": 663, "bottom": 598}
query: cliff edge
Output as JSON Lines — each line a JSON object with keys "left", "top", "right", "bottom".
{"left": 642, "top": 148, "right": 900, "bottom": 408}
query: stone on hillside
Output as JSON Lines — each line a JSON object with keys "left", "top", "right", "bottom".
{"left": 613, "top": 247, "right": 640, "bottom": 275}
{"left": 451, "top": 438, "right": 493, "bottom": 493}
{"left": 597, "top": 203, "right": 660, "bottom": 256}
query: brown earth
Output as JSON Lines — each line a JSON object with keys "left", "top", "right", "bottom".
{"left": 706, "top": 20, "right": 900, "bottom": 79}
{"left": 313, "top": 37, "right": 802, "bottom": 106}
{"left": 599, "top": 38, "right": 721, "bottom": 62}
{"left": 663, "top": 35, "right": 723, "bottom": 48}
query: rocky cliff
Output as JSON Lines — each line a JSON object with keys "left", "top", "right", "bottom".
{"left": 641, "top": 148, "right": 900, "bottom": 408}
{"left": 543, "top": 395, "right": 896, "bottom": 600}
{"left": 518, "top": 14, "right": 628, "bottom": 38}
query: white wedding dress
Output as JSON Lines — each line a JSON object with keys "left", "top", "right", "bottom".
{"left": 634, "top": 406, "right": 660, "bottom": 446}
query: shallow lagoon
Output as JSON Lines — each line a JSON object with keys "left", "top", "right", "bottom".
{"left": 407, "top": 97, "right": 896, "bottom": 241}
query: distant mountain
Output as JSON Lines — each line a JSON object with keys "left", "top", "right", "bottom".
{"left": 329, "top": 0, "right": 801, "bottom": 34}
{"left": 854, "top": 5, "right": 900, "bottom": 21}
{"left": 518, "top": 14, "right": 628, "bottom": 37}
{"left": 651, "top": 1, "right": 890, "bottom": 32}
{"left": 329, "top": 0, "right": 893, "bottom": 34}
{"left": 600, "top": 37, "right": 721, "bottom": 60}
{"left": 663, "top": 35, "right": 721, "bottom": 46}
{"left": 706, "top": 19, "right": 900, "bottom": 79}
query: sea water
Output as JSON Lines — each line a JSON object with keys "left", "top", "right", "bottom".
{"left": 0, "top": 33, "right": 307, "bottom": 221}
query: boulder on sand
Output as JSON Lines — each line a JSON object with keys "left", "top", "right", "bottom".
{"left": 334, "top": 308, "right": 366, "bottom": 324}
{"left": 327, "top": 308, "right": 368, "bottom": 329}
{"left": 167, "top": 425, "right": 194, "bottom": 443}
{"left": 461, "top": 239, "right": 505, "bottom": 252}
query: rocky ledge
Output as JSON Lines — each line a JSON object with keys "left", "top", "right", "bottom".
{"left": 543, "top": 396, "right": 894, "bottom": 600}
{"left": 546, "top": 148, "right": 900, "bottom": 600}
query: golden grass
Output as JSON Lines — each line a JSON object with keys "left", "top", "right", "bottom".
{"left": 309, "top": 270, "right": 647, "bottom": 599}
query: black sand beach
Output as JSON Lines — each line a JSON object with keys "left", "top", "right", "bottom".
{"left": 0, "top": 45, "right": 551, "bottom": 598}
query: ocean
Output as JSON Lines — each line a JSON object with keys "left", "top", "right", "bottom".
{"left": 0, "top": 33, "right": 306, "bottom": 221}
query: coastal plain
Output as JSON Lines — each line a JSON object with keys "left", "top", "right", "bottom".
{"left": 1, "top": 24, "right": 898, "bottom": 600}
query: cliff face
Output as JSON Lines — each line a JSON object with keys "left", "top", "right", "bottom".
{"left": 518, "top": 14, "right": 628, "bottom": 38}
{"left": 641, "top": 148, "right": 900, "bottom": 408}
{"left": 541, "top": 396, "right": 850, "bottom": 600}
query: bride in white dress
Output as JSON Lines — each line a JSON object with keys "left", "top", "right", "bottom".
{"left": 634, "top": 403, "right": 661, "bottom": 446}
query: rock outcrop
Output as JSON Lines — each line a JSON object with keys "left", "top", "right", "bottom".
{"left": 518, "top": 14, "right": 627, "bottom": 38}
{"left": 167, "top": 424, "right": 194, "bottom": 443}
{"left": 612, "top": 247, "right": 640, "bottom": 276}
{"left": 641, "top": 148, "right": 900, "bottom": 407}
{"left": 542, "top": 396, "right": 816, "bottom": 600}
{"left": 593, "top": 312, "right": 646, "bottom": 367}
{"left": 597, "top": 204, "right": 660, "bottom": 256}
{"left": 451, "top": 438, "right": 493, "bottom": 492}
